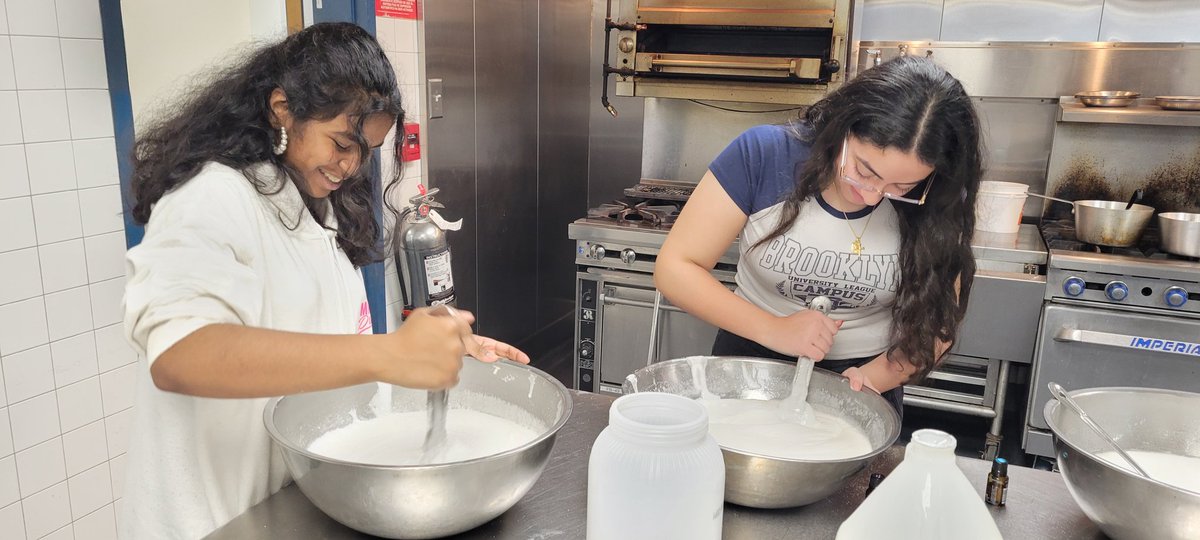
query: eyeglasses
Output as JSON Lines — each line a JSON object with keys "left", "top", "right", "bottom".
{"left": 838, "top": 137, "right": 935, "bottom": 206}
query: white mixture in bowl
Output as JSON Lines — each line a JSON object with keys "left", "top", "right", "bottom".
{"left": 1096, "top": 450, "right": 1200, "bottom": 494}
{"left": 698, "top": 397, "right": 872, "bottom": 460}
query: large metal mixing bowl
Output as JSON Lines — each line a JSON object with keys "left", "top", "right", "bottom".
{"left": 623, "top": 356, "right": 900, "bottom": 508}
{"left": 264, "top": 360, "right": 572, "bottom": 539}
{"left": 1045, "top": 386, "right": 1200, "bottom": 540}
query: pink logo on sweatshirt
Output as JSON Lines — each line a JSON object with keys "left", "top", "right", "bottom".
{"left": 357, "top": 301, "right": 373, "bottom": 334}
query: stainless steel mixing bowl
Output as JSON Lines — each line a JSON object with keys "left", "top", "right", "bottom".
{"left": 264, "top": 360, "right": 572, "bottom": 539}
{"left": 623, "top": 356, "right": 900, "bottom": 508}
{"left": 1045, "top": 386, "right": 1200, "bottom": 540}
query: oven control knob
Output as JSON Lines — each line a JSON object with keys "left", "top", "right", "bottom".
{"left": 588, "top": 244, "right": 606, "bottom": 260}
{"left": 579, "top": 340, "right": 594, "bottom": 359}
{"left": 620, "top": 248, "right": 636, "bottom": 264}
{"left": 1063, "top": 277, "right": 1086, "bottom": 297}
{"left": 1105, "top": 281, "right": 1129, "bottom": 301}
{"left": 1164, "top": 287, "right": 1188, "bottom": 308}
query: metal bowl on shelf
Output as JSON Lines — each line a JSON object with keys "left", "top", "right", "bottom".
{"left": 623, "top": 356, "right": 900, "bottom": 508}
{"left": 1075, "top": 91, "right": 1141, "bottom": 107}
{"left": 264, "top": 360, "right": 572, "bottom": 539}
{"left": 1155, "top": 96, "right": 1200, "bottom": 111}
{"left": 1044, "top": 387, "right": 1200, "bottom": 540}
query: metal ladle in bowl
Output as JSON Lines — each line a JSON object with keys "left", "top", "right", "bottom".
{"left": 421, "top": 305, "right": 485, "bottom": 462}
{"left": 1048, "top": 382, "right": 1151, "bottom": 479}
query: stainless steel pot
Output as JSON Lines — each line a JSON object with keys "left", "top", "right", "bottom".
{"left": 1074, "top": 201, "right": 1155, "bottom": 247}
{"left": 1044, "top": 387, "right": 1200, "bottom": 540}
{"left": 623, "top": 356, "right": 900, "bottom": 508}
{"left": 1159, "top": 212, "right": 1200, "bottom": 257}
{"left": 263, "top": 360, "right": 572, "bottom": 539}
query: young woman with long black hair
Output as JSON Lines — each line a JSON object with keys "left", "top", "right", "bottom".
{"left": 654, "top": 56, "right": 983, "bottom": 415}
{"left": 121, "top": 23, "right": 527, "bottom": 538}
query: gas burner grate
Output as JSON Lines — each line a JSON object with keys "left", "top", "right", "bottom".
{"left": 623, "top": 183, "right": 694, "bottom": 202}
{"left": 586, "top": 199, "right": 680, "bottom": 229}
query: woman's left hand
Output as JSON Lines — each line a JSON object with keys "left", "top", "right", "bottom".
{"left": 470, "top": 335, "right": 531, "bottom": 364}
{"left": 842, "top": 366, "right": 880, "bottom": 393}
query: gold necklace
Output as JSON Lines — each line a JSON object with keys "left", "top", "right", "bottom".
{"left": 842, "top": 209, "right": 875, "bottom": 255}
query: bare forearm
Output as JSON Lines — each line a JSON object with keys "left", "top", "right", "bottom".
{"left": 152, "top": 324, "right": 385, "bottom": 398}
{"left": 655, "top": 259, "right": 773, "bottom": 344}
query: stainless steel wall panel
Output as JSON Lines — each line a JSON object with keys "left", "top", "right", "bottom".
{"left": 588, "top": 0, "right": 645, "bottom": 207}
{"left": 852, "top": 42, "right": 1200, "bottom": 99}
{"left": 474, "top": 0, "right": 540, "bottom": 343}
{"left": 857, "top": 0, "right": 943, "bottom": 42}
{"left": 941, "top": 0, "right": 1103, "bottom": 42}
{"left": 425, "top": 0, "right": 480, "bottom": 314}
{"left": 641, "top": 98, "right": 797, "bottom": 183}
{"left": 1099, "top": 0, "right": 1200, "bottom": 43}
{"left": 536, "top": 0, "right": 594, "bottom": 356}
{"left": 973, "top": 98, "right": 1058, "bottom": 218}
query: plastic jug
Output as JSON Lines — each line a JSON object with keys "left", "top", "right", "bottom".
{"left": 836, "top": 429, "right": 1003, "bottom": 540}
{"left": 587, "top": 392, "right": 725, "bottom": 540}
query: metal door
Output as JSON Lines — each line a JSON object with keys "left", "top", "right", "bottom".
{"left": 1027, "top": 303, "right": 1200, "bottom": 433}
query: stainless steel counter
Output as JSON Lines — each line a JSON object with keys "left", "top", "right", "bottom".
{"left": 207, "top": 391, "right": 1101, "bottom": 540}
{"left": 971, "top": 224, "right": 1048, "bottom": 267}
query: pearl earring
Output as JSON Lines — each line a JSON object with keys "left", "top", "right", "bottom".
{"left": 273, "top": 126, "right": 288, "bottom": 155}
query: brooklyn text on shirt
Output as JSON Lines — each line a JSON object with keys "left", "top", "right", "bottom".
{"left": 757, "top": 236, "right": 899, "bottom": 292}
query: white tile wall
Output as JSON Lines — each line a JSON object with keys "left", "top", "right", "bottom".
{"left": 0, "top": 408, "right": 13, "bottom": 454}
{"left": 57, "top": 378, "right": 101, "bottom": 435}
{"left": 10, "top": 35, "right": 64, "bottom": 89}
{"left": 17, "top": 89, "right": 71, "bottom": 142}
{"left": 61, "top": 418, "right": 105, "bottom": 476}
{"left": 0, "top": 247, "right": 41, "bottom": 304}
{"left": 5, "top": 0, "right": 57, "bottom": 37}
{"left": 60, "top": 38, "right": 107, "bottom": 89}
{"left": 0, "top": 502, "right": 26, "bottom": 539}
{"left": 25, "top": 140, "right": 76, "bottom": 194}
{"left": 9, "top": 390, "right": 60, "bottom": 451}
{"left": 32, "top": 191, "right": 83, "bottom": 244}
{"left": 21, "top": 480, "right": 70, "bottom": 538}
{"left": 3, "top": 4, "right": 130, "bottom": 537}
{"left": 0, "top": 456, "right": 18, "bottom": 506}
{"left": 0, "top": 91, "right": 22, "bottom": 144}
{"left": 0, "top": 37, "right": 14, "bottom": 90}
{"left": 78, "top": 186, "right": 123, "bottom": 235}
{"left": 0, "top": 301, "right": 48, "bottom": 357}
{"left": 50, "top": 331, "right": 97, "bottom": 387}
{"left": 38, "top": 239, "right": 88, "bottom": 293}
{"left": 15, "top": 437, "right": 65, "bottom": 497}
{"left": 0, "top": 144, "right": 29, "bottom": 198}
{"left": 72, "top": 138, "right": 118, "bottom": 188}
{"left": 380, "top": 12, "right": 426, "bottom": 333}
{"left": 2, "top": 345, "right": 54, "bottom": 405}
{"left": 43, "top": 286, "right": 93, "bottom": 341}
{"left": 74, "top": 504, "right": 117, "bottom": 540}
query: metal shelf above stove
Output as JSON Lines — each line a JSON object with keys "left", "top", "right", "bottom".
{"left": 1058, "top": 97, "right": 1200, "bottom": 128}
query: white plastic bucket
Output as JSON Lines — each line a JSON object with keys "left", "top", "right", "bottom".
{"left": 976, "top": 181, "right": 1029, "bottom": 234}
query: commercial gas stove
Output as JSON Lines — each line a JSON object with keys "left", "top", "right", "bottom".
{"left": 1024, "top": 219, "right": 1200, "bottom": 458}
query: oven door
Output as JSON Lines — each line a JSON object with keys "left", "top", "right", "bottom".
{"left": 1024, "top": 303, "right": 1200, "bottom": 456}
{"left": 576, "top": 268, "right": 733, "bottom": 394}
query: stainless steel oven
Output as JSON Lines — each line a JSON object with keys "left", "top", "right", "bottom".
{"left": 570, "top": 217, "right": 739, "bottom": 394}
{"left": 1024, "top": 238, "right": 1200, "bottom": 458}
{"left": 602, "top": 0, "right": 853, "bottom": 106}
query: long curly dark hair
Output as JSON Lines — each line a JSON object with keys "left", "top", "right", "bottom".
{"left": 129, "top": 22, "right": 404, "bottom": 267}
{"left": 757, "top": 56, "right": 983, "bottom": 380}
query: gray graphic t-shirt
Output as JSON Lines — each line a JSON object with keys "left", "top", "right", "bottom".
{"left": 710, "top": 124, "right": 899, "bottom": 359}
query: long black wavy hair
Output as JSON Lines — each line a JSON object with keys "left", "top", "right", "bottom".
{"left": 129, "top": 22, "right": 405, "bottom": 267}
{"left": 759, "top": 56, "right": 983, "bottom": 380}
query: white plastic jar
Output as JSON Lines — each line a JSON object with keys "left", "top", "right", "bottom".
{"left": 587, "top": 392, "right": 725, "bottom": 540}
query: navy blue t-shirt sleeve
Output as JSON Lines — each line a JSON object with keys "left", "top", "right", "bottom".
{"left": 708, "top": 124, "right": 808, "bottom": 215}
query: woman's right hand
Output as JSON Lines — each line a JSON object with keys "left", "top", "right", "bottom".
{"left": 758, "top": 309, "right": 842, "bottom": 361}
{"left": 374, "top": 306, "right": 476, "bottom": 389}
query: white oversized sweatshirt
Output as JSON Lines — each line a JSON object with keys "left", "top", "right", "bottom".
{"left": 121, "top": 162, "right": 372, "bottom": 539}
